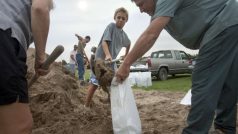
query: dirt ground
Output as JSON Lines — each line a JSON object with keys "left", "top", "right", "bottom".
{"left": 26, "top": 48, "right": 237, "bottom": 134}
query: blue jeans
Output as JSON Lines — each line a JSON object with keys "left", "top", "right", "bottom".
{"left": 76, "top": 53, "right": 84, "bottom": 80}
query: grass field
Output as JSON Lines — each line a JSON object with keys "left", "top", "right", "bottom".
{"left": 82, "top": 69, "right": 192, "bottom": 92}
{"left": 75, "top": 69, "right": 91, "bottom": 80}
{"left": 133, "top": 74, "right": 192, "bottom": 92}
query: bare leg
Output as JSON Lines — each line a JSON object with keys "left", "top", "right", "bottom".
{"left": 85, "top": 84, "right": 98, "bottom": 107}
{"left": 0, "top": 102, "right": 33, "bottom": 134}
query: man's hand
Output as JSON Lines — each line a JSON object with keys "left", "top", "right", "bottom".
{"left": 115, "top": 62, "right": 130, "bottom": 83}
{"left": 34, "top": 56, "right": 50, "bottom": 77}
{"left": 105, "top": 55, "right": 112, "bottom": 62}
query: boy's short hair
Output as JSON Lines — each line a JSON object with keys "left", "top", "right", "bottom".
{"left": 114, "top": 7, "right": 129, "bottom": 20}
{"left": 85, "top": 36, "right": 91, "bottom": 41}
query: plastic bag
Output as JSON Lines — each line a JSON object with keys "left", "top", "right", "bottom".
{"left": 128, "top": 72, "right": 152, "bottom": 87}
{"left": 128, "top": 72, "right": 138, "bottom": 86}
{"left": 136, "top": 72, "right": 152, "bottom": 87}
{"left": 180, "top": 89, "right": 192, "bottom": 105}
{"left": 110, "top": 78, "right": 141, "bottom": 134}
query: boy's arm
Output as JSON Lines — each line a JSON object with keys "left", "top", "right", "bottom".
{"left": 70, "top": 54, "right": 76, "bottom": 62}
{"left": 31, "top": 0, "right": 53, "bottom": 76}
{"left": 102, "top": 41, "right": 112, "bottom": 61}
{"left": 75, "top": 34, "right": 83, "bottom": 41}
{"left": 123, "top": 44, "right": 131, "bottom": 59}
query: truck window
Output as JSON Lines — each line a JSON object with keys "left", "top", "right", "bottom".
{"left": 164, "top": 51, "right": 172, "bottom": 58}
{"left": 151, "top": 52, "right": 158, "bottom": 58}
{"left": 180, "top": 51, "right": 189, "bottom": 60}
{"left": 158, "top": 52, "right": 165, "bottom": 58}
{"left": 174, "top": 51, "right": 182, "bottom": 60}
{"left": 151, "top": 51, "right": 173, "bottom": 59}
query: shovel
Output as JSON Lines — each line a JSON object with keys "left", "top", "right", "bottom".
{"left": 28, "top": 45, "right": 64, "bottom": 88}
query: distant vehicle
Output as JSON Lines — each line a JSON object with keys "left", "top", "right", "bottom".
{"left": 188, "top": 59, "right": 196, "bottom": 70}
{"left": 147, "top": 50, "right": 193, "bottom": 80}
{"left": 130, "top": 64, "right": 149, "bottom": 72}
{"left": 130, "top": 57, "right": 149, "bottom": 72}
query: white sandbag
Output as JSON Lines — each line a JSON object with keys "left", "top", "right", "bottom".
{"left": 142, "top": 72, "right": 152, "bottom": 87}
{"left": 110, "top": 78, "right": 141, "bottom": 134}
{"left": 128, "top": 72, "right": 138, "bottom": 86}
{"left": 180, "top": 89, "right": 192, "bottom": 105}
{"left": 136, "top": 72, "right": 152, "bottom": 87}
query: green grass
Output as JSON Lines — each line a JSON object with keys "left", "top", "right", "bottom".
{"left": 80, "top": 69, "right": 191, "bottom": 92}
{"left": 84, "top": 69, "right": 91, "bottom": 80}
{"left": 132, "top": 74, "right": 192, "bottom": 92}
{"left": 75, "top": 69, "right": 91, "bottom": 80}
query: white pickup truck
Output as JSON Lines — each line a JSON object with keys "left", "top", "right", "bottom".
{"left": 147, "top": 50, "right": 193, "bottom": 80}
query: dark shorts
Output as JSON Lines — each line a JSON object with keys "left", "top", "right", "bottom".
{"left": 0, "top": 29, "right": 28, "bottom": 105}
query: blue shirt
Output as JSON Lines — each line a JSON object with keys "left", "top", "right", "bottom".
{"left": 152, "top": 0, "right": 238, "bottom": 49}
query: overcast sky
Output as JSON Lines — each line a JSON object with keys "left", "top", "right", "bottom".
{"left": 38, "top": 0, "right": 198, "bottom": 62}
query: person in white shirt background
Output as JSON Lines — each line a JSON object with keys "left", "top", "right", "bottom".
{"left": 69, "top": 45, "right": 78, "bottom": 76}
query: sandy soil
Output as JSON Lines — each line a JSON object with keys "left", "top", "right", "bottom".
{"left": 26, "top": 48, "right": 237, "bottom": 134}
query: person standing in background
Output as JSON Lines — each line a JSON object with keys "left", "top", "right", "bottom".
{"left": 69, "top": 44, "right": 77, "bottom": 76}
{"left": 75, "top": 34, "right": 91, "bottom": 85}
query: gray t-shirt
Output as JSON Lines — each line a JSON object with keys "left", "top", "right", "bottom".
{"left": 0, "top": 0, "right": 32, "bottom": 51}
{"left": 152, "top": 0, "right": 238, "bottom": 49}
{"left": 95, "top": 23, "right": 131, "bottom": 60}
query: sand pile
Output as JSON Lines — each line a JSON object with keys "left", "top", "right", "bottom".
{"left": 27, "top": 48, "right": 112, "bottom": 134}
{"left": 26, "top": 48, "right": 238, "bottom": 134}
{"left": 135, "top": 90, "right": 188, "bottom": 134}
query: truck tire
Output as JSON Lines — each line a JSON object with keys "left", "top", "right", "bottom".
{"left": 158, "top": 68, "right": 168, "bottom": 81}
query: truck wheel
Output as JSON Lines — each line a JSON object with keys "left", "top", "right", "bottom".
{"left": 158, "top": 68, "right": 168, "bottom": 80}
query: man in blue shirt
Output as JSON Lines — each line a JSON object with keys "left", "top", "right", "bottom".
{"left": 116, "top": 0, "right": 238, "bottom": 133}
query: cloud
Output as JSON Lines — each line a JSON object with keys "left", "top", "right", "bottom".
{"left": 38, "top": 0, "right": 198, "bottom": 63}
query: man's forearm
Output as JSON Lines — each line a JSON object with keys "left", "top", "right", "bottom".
{"left": 123, "top": 17, "right": 170, "bottom": 67}
{"left": 31, "top": 0, "right": 52, "bottom": 62}
{"left": 70, "top": 55, "right": 75, "bottom": 61}
{"left": 123, "top": 32, "right": 156, "bottom": 66}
